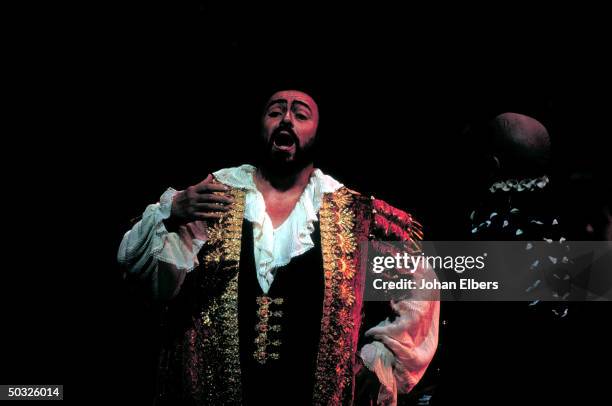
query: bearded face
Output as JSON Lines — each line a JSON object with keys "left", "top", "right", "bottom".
{"left": 258, "top": 90, "right": 320, "bottom": 174}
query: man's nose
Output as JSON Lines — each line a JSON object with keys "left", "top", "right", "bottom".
{"left": 281, "top": 110, "right": 293, "bottom": 125}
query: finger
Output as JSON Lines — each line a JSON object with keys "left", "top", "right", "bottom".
{"left": 194, "top": 212, "right": 224, "bottom": 220}
{"left": 194, "top": 175, "right": 228, "bottom": 191}
{"left": 196, "top": 174, "right": 214, "bottom": 184}
{"left": 191, "top": 175, "right": 213, "bottom": 191}
{"left": 194, "top": 203, "right": 230, "bottom": 212}
{"left": 195, "top": 182, "right": 230, "bottom": 193}
{"left": 194, "top": 194, "right": 234, "bottom": 204}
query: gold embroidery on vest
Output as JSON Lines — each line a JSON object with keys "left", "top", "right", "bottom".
{"left": 314, "top": 187, "right": 358, "bottom": 405}
{"left": 199, "top": 187, "right": 245, "bottom": 404}
{"left": 253, "top": 295, "right": 284, "bottom": 364}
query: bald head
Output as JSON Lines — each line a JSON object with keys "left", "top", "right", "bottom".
{"left": 489, "top": 112, "right": 551, "bottom": 177}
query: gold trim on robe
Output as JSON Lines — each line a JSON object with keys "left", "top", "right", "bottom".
{"left": 313, "top": 187, "right": 371, "bottom": 405}
{"left": 197, "top": 187, "right": 245, "bottom": 404}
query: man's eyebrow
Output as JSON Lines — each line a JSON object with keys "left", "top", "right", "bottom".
{"left": 266, "top": 99, "right": 287, "bottom": 109}
{"left": 292, "top": 100, "right": 313, "bottom": 113}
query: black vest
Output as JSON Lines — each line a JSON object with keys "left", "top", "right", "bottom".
{"left": 238, "top": 218, "right": 325, "bottom": 405}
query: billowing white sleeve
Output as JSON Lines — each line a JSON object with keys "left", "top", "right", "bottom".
{"left": 360, "top": 298, "right": 440, "bottom": 406}
{"left": 117, "top": 188, "right": 209, "bottom": 299}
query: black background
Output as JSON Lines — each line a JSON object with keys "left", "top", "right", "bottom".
{"left": 2, "top": 2, "right": 611, "bottom": 404}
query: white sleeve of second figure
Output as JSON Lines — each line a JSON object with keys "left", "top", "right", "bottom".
{"left": 117, "top": 188, "right": 209, "bottom": 297}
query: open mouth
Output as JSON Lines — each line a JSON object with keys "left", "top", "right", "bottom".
{"left": 272, "top": 130, "right": 296, "bottom": 149}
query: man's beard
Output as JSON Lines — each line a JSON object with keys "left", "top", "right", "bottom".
{"left": 257, "top": 126, "right": 316, "bottom": 175}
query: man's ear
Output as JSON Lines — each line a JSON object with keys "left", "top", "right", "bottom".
{"left": 491, "top": 155, "right": 501, "bottom": 171}
{"left": 485, "top": 154, "right": 501, "bottom": 180}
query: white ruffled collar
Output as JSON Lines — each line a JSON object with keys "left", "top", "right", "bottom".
{"left": 213, "top": 164, "right": 343, "bottom": 293}
{"left": 489, "top": 175, "right": 549, "bottom": 193}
